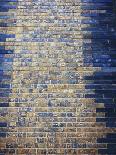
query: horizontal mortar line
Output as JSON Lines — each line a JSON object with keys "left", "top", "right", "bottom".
{"left": 0, "top": 132, "right": 106, "bottom": 133}
{"left": 15, "top": 9, "right": 111, "bottom": 10}
{"left": 0, "top": 45, "right": 91, "bottom": 46}
{"left": 0, "top": 13, "right": 110, "bottom": 16}
{"left": 0, "top": 66, "right": 116, "bottom": 67}
{"left": 0, "top": 84, "right": 115, "bottom": 85}
{"left": 0, "top": 0, "right": 111, "bottom": 3}
{"left": 6, "top": 17, "right": 112, "bottom": 19}
{"left": 0, "top": 25, "right": 113, "bottom": 27}
{"left": 7, "top": 2, "right": 112, "bottom": 4}
{"left": 0, "top": 108, "right": 97, "bottom": 109}
{"left": 1, "top": 89, "right": 116, "bottom": 91}
{"left": 0, "top": 119, "right": 109, "bottom": 121}
{"left": 0, "top": 11, "right": 109, "bottom": 14}
{"left": 0, "top": 129, "right": 110, "bottom": 130}
{"left": 0, "top": 85, "right": 114, "bottom": 87}
{"left": 0, "top": 127, "right": 113, "bottom": 128}
{"left": 3, "top": 12, "right": 111, "bottom": 15}
{"left": 1, "top": 56, "right": 114, "bottom": 57}
{"left": 1, "top": 41, "right": 115, "bottom": 43}
{"left": 0, "top": 31, "right": 109, "bottom": 33}
{"left": 0, "top": 137, "right": 108, "bottom": 139}
{"left": 0, "top": 73, "right": 115, "bottom": 74}
{"left": 11, "top": 7, "right": 113, "bottom": 9}
{"left": 0, "top": 70, "right": 108, "bottom": 71}
{"left": 2, "top": 1, "right": 111, "bottom": 3}
{"left": 1, "top": 79, "right": 116, "bottom": 81}
{"left": 0, "top": 121, "right": 113, "bottom": 122}
{"left": 0, "top": 68, "right": 115, "bottom": 70}
{"left": 1, "top": 15, "right": 109, "bottom": 18}
{"left": 0, "top": 87, "right": 115, "bottom": 89}
{"left": 0, "top": 12, "right": 110, "bottom": 14}
{"left": 0, "top": 107, "right": 104, "bottom": 109}
{"left": 0, "top": 97, "right": 114, "bottom": 98}
{"left": 0, "top": 111, "right": 108, "bottom": 113}
{"left": 0, "top": 148, "right": 104, "bottom": 150}
{"left": 0, "top": 16, "right": 109, "bottom": 19}
{"left": 0, "top": 123, "right": 105, "bottom": 124}
{"left": 0, "top": 128, "right": 111, "bottom": 130}
{"left": 0, "top": 142, "right": 108, "bottom": 144}
{"left": 4, "top": 79, "right": 116, "bottom": 81}
{"left": 2, "top": 6, "right": 111, "bottom": 9}
{"left": 2, "top": 39, "right": 115, "bottom": 42}
{"left": 0, "top": 91, "right": 115, "bottom": 93}
{"left": 0, "top": 129, "right": 108, "bottom": 130}
{"left": 0, "top": 131, "right": 110, "bottom": 133}
{"left": 0, "top": 116, "right": 103, "bottom": 119}
{"left": 0, "top": 120, "right": 105, "bottom": 122}
{"left": 1, "top": 92, "right": 115, "bottom": 93}
{"left": 1, "top": 1, "right": 111, "bottom": 3}
{"left": 0, "top": 117, "right": 105, "bottom": 119}
{"left": 0, "top": 113, "right": 97, "bottom": 115}
{"left": 0, "top": 126, "right": 107, "bottom": 129}
{"left": 0, "top": 71, "right": 109, "bottom": 73}
{"left": 0, "top": 103, "right": 106, "bottom": 104}
{"left": 0, "top": 128, "right": 105, "bottom": 130}
{"left": 0, "top": 120, "right": 108, "bottom": 121}
{"left": 0, "top": 15, "right": 111, "bottom": 17}
{"left": 0, "top": 116, "right": 104, "bottom": 117}
{"left": 5, "top": 7, "right": 111, "bottom": 9}
{"left": 0, "top": 116, "right": 107, "bottom": 117}
{"left": 4, "top": 38, "right": 114, "bottom": 40}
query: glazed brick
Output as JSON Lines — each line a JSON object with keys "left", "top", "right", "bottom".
{"left": 0, "top": 0, "right": 116, "bottom": 154}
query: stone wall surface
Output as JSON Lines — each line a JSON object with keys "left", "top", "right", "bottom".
{"left": 0, "top": 0, "right": 116, "bottom": 154}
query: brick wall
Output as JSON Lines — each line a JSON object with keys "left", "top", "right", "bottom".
{"left": 0, "top": 0, "right": 116, "bottom": 154}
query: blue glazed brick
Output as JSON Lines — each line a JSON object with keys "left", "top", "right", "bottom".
{"left": 0, "top": 93, "right": 9, "bottom": 97}
{"left": 0, "top": 23, "right": 7, "bottom": 27}
{"left": 0, "top": 122, "right": 7, "bottom": 127}
{"left": 0, "top": 132, "right": 6, "bottom": 137}
{"left": 0, "top": 8, "right": 9, "bottom": 12}
{"left": 72, "top": 143, "right": 78, "bottom": 148}
{"left": 98, "top": 149, "right": 116, "bottom": 154}
{"left": 0, "top": 84, "right": 10, "bottom": 88}
{"left": 107, "top": 134, "right": 116, "bottom": 138}
{"left": 105, "top": 104, "right": 116, "bottom": 108}
{"left": 106, "top": 122, "right": 116, "bottom": 127}
{"left": 105, "top": 112, "right": 116, "bottom": 117}
{"left": 0, "top": 103, "right": 9, "bottom": 107}
{"left": 97, "top": 138, "right": 116, "bottom": 143}
{"left": 0, "top": 50, "right": 13, "bottom": 54}
{"left": 98, "top": 149, "right": 109, "bottom": 154}
{"left": 96, "top": 108, "right": 115, "bottom": 113}
{"left": 96, "top": 118, "right": 106, "bottom": 122}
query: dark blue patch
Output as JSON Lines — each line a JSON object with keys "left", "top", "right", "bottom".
{"left": 0, "top": 133, "right": 6, "bottom": 137}
{"left": 0, "top": 122, "right": 7, "bottom": 127}
{"left": 0, "top": 103, "right": 9, "bottom": 107}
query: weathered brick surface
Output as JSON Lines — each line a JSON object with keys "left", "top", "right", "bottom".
{"left": 0, "top": 0, "right": 116, "bottom": 154}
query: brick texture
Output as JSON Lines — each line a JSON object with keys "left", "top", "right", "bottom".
{"left": 0, "top": 0, "right": 116, "bottom": 154}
